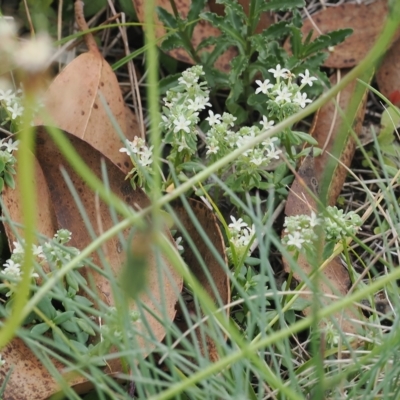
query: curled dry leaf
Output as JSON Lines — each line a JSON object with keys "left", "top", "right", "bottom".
{"left": 311, "top": 70, "right": 368, "bottom": 205}
{"left": 376, "top": 35, "right": 400, "bottom": 101}
{"left": 172, "top": 199, "right": 229, "bottom": 362}
{"left": 285, "top": 0, "right": 399, "bottom": 68}
{"left": 132, "top": 0, "right": 236, "bottom": 73}
{"left": 0, "top": 126, "right": 182, "bottom": 400}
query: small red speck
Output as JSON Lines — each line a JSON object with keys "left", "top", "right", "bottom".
{"left": 389, "top": 90, "right": 400, "bottom": 106}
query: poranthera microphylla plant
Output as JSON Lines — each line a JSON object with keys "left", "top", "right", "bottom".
{"left": 119, "top": 65, "right": 363, "bottom": 275}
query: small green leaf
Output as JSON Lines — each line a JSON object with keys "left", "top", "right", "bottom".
{"left": 3, "top": 172, "right": 15, "bottom": 189}
{"left": 303, "top": 29, "right": 353, "bottom": 58}
{"left": 156, "top": 7, "right": 178, "bottom": 29}
{"left": 31, "top": 322, "right": 50, "bottom": 336}
{"left": 37, "top": 296, "right": 57, "bottom": 320}
{"left": 73, "top": 295, "right": 93, "bottom": 308}
{"left": 258, "top": 0, "right": 305, "bottom": 12}
{"left": 292, "top": 131, "right": 319, "bottom": 146}
{"left": 60, "top": 317, "right": 81, "bottom": 333}
{"left": 76, "top": 318, "right": 96, "bottom": 336}
{"left": 66, "top": 270, "right": 79, "bottom": 292}
{"left": 53, "top": 310, "right": 75, "bottom": 326}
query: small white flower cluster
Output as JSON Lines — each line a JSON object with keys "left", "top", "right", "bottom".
{"left": 324, "top": 206, "right": 362, "bottom": 241}
{"left": 120, "top": 136, "right": 153, "bottom": 167}
{"left": 205, "top": 112, "right": 281, "bottom": 178}
{"left": 0, "top": 86, "right": 24, "bottom": 122}
{"left": 282, "top": 212, "right": 320, "bottom": 250}
{"left": 0, "top": 240, "right": 42, "bottom": 297}
{"left": 160, "top": 65, "right": 210, "bottom": 158}
{"left": 282, "top": 207, "right": 362, "bottom": 252}
{"left": 255, "top": 65, "right": 317, "bottom": 120}
{"left": 0, "top": 229, "right": 81, "bottom": 297}
{"left": 0, "top": 18, "right": 53, "bottom": 73}
{"left": 324, "top": 321, "right": 341, "bottom": 346}
{"left": 228, "top": 216, "right": 255, "bottom": 260}
{"left": 0, "top": 353, "right": 5, "bottom": 367}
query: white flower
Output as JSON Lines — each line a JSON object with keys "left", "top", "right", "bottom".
{"left": 7, "top": 102, "right": 24, "bottom": 119}
{"left": 12, "top": 241, "right": 24, "bottom": 254}
{"left": 309, "top": 211, "right": 321, "bottom": 228}
{"left": 293, "top": 91, "right": 312, "bottom": 108}
{"left": 139, "top": 146, "right": 153, "bottom": 166}
{"left": 175, "top": 236, "right": 184, "bottom": 252}
{"left": 206, "top": 143, "right": 219, "bottom": 155}
{"left": 2, "top": 259, "right": 21, "bottom": 278}
{"left": 260, "top": 116, "right": 275, "bottom": 131}
{"left": 286, "top": 231, "right": 305, "bottom": 249}
{"left": 0, "top": 88, "right": 15, "bottom": 104}
{"left": 0, "top": 138, "right": 19, "bottom": 152}
{"left": 266, "top": 145, "right": 281, "bottom": 160}
{"left": 255, "top": 79, "right": 273, "bottom": 94}
{"left": 187, "top": 97, "right": 206, "bottom": 112}
{"left": 173, "top": 116, "right": 191, "bottom": 133}
{"left": 250, "top": 155, "right": 264, "bottom": 166}
{"left": 274, "top": 86, "right": 292, "bottom": 103}
{"left": 33, "top": 244, "right": 44, "bottom": 258}
{"left": 229, "top": 216, "right": 248, "bottom": 233}
{"left": 299, "top": 69, "right": 318, "bottom": 87}
{"left": 13, "top": 34, "right": 53, "bottom": 73}
{"left": 268, "top": 64, "right": 289, "bottom": 79}
{"left": 0, "top": 353, "right": 5, "bottom": 367}
{"left": 119, "top": 137, "right": 145, "bottom": 155}
{"left": 206, "top": 110, "right": 221, "bottom": 126}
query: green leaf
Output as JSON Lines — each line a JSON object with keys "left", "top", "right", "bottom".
{"left": 53, "top": 310, "right": 75, "bottom": 326}
{"left": 66, "top": 270, "right": 79, "bottom": 292}
{"left": 200, "top": 12, "right": 246, "bottom": 50}
{"left": 180, "top": 161, "right": 205, "bottom": 173}
{"left": 37, "top": 296, "right": 57, "bottom": 320}
{"left": 187, "top": 0, "right": 207, "bottom": 38}
{"left": 257, "top": 20, "right": 292, "bottom": 42}
{"left": 229, "top": 54, "right": 249, "bottom": 84}
{"left": 76, "top": 318, "right": 96, "bottom": 336}
{"left": 60, "top": 317, "right": 82, "bottom": 333}
{"left": 292, "top": 131, "right": 319, "bottom": 146}
{"left": 0, "top": 177, "right": 4, "bottom": 193}
{"left": 289, "top": 26, "right": 303, "bottom": 58}
{"left": 258, "top": 0, "right": 305, "bottom": 12}
{"left": 379, "top": 106, "right": 400, "bottom": 144}
{"left": 3, "top": 171, "right": 15, "bottom": 189}
{"left": 156, "top": 7, "right": 179, "bottom": 29}
{"left": 31, "top": 322, "right": 50, "bottom": 336}
{"left": 302, "top": 29, "right": 353, "bottom": 58}
{"left": 160, "top": 33, "right": 186, "bottom": 53}
{"left": 73, "top": 295, "right": 94, "bottom": 308}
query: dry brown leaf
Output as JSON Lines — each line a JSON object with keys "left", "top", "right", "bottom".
{"left": 208, "top": 0, "right": 274, "bottom": 34}
{"left": 132, "top": 0, "right": 236, "bottom": 73}
{"left": 285, "top": 0, "right": 398, "bottom": 68}
{"left": 172, "top": 199, "right": 229, "bottom": 362}
{"left": 311, "top": 70, "right": 368, "bottom": 205}
{"left": 2, "top": 155, "right": 57, "bottom": 261}
{"left": 0, "top": 126, "right": 182, "bottom": 399}
{"left": 35, "top": 2, "right": 131, "bottom": 173}
{"left": 376, "top": 35, "right": 400, "bottom": 100}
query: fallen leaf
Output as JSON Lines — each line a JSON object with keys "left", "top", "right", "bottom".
{"left": 35, "top": 2, "right": 131, "bottom": 173}
{"left": 285, "top": 0, "right": 399, "bottom": 68}
{"left": 0, "top": 126, "right": 183, "bottom": 399}
{"left": 2, "top": 155, "right": 57, "bottom": 262}
{"left": 376, "top": 36, "right": 400, "bottom": 101}
{"left": 132, "top": 0, "right": 236, "bottom": 73}
{"left": 172, "top": 198, "right": 229, "bottom": 362}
